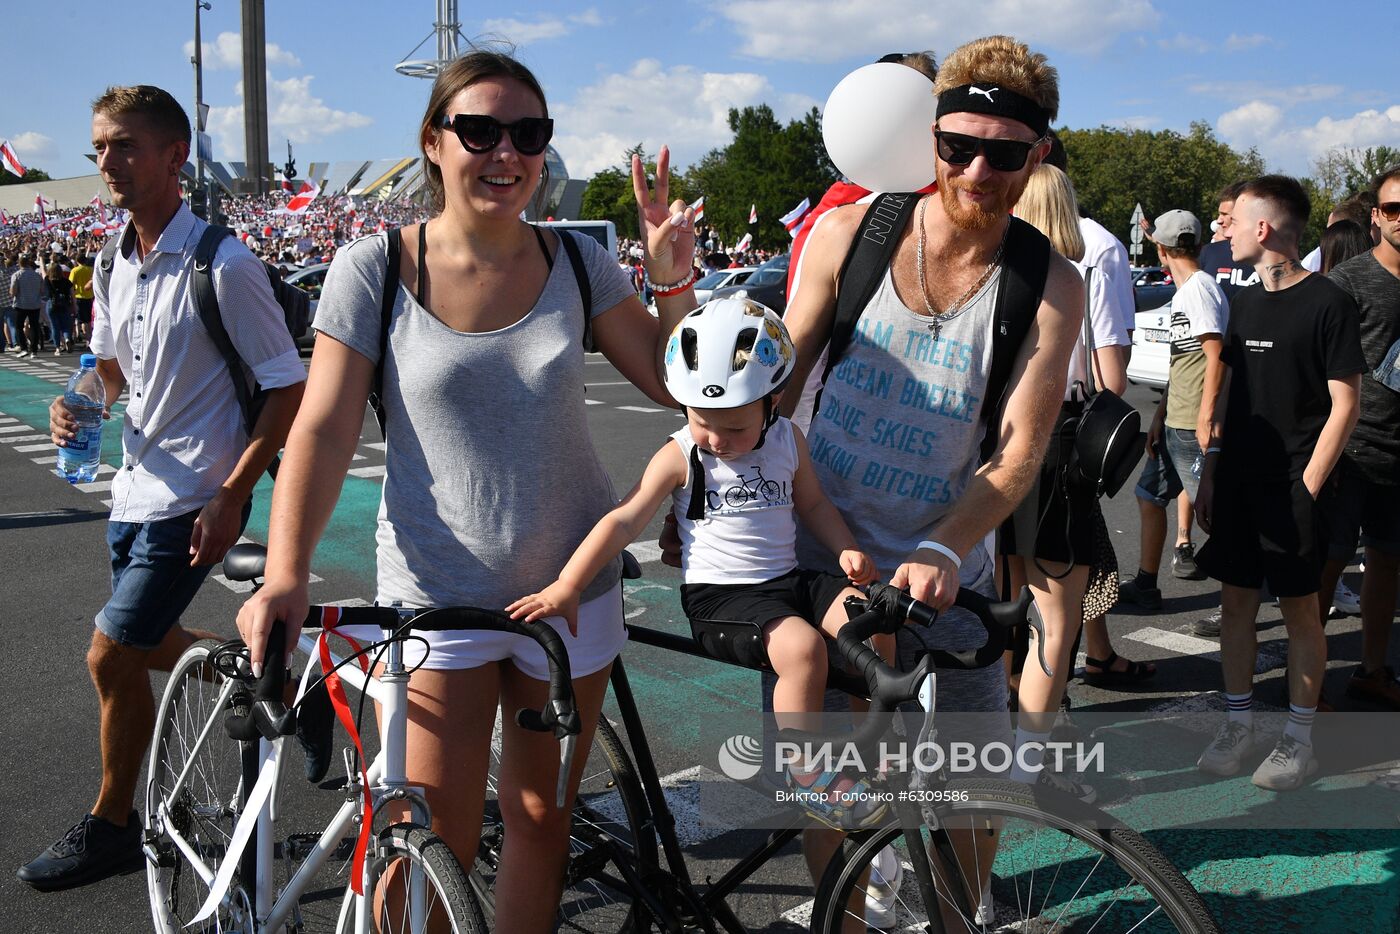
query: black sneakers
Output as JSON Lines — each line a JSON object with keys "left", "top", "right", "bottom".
{"left": 1116, "top": 577, "right": 1163, "bottom": 611}
{"left": 296, "top": 677, "right": 336, "bottom": 783}
{"left": 17, "top": 810, "right": 142, "bottom": 891}
{"left": 1172, "top": 542, "right": 1205, "bottom": 580}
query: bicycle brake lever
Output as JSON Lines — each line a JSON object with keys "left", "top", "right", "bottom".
{"left": 555, "top": 732, "right": 577, "bottom": 809}
{"left": 1027, "top": 600, "right": 1054, "bottom": 678}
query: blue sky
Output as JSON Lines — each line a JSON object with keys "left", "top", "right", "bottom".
{"left": 3, "top": 0, "right": 1396, "bottom": 185}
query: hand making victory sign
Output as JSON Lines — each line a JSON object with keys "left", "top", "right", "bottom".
{"left": 631, "top": 145, "right": 697, "bottom": 286}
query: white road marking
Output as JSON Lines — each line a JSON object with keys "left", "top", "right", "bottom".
{"left": 0, "top": 434, "right": 52, "bottom": 443}
{"left": 585, "top": 381, "right": 634, "bottom": 387}
{"left": 348, "top": 465, "right": 386, "bottom": 478}
{"left": 0, "top": 417, "right": 17, "bottom": 424}
{"left": 18, "top": 443, "right": 59, "bottom": 452}
{"left": 585, "top": 399, "right": 605, "bottom": 405}
{"left": 0, "top": 424, "right": 38, "bottom": 434}
{"left": 626, "top": 540, "right": 663, "bottom": 564}
{"left": 617, "top": 405, "right": 664, "bottom": 413}
{"left": 363, "top": 442, "right": 387, "bottom": 451}
{"left": 1124, "top": 626, "right": 1290, "bottom": 674}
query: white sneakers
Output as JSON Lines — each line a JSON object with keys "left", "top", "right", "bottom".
{"left": 1197, "top": 720, "right": 1254, "bottom": 776}
{"left": 864, "top": 845, "right": 902, "bottom": 929}
{"left": 1250, "top": 735, "right": 1318, "bottom": 791}
{"left": 1331, "top": 580, "right": 1361, "bottom": 616}
{"left": 1198, "top": 721, "right": 1318, "bottom": 790}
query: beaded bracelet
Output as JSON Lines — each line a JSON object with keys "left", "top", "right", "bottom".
{"left": 645, "top": 267, "right": 697, "bottom": 298}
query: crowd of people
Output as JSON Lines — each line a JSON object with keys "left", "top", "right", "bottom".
{"left": 8, "top": 33, "right": 1398, "bottom": 934}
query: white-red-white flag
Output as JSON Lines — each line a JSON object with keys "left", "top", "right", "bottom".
{"left": 0, "top": 139, "right": 26, "bottom": 177}
{"left": 689, "top": 196, "right": 705, "bottom": 223}
{"left": 90, "top": 194, "right": 109, "bottom": 224}
{"left": 735, "top": 232, "right": 753, "bottom": 253}
{"left": 34, "top": 194, "right": 48, "bottom": 227}
{"left": 285, "top": 182, "right": 320, "bottom": 214}
{"left": 0, "top": 208, "right": 10, "bottom": 226}
{"left": 748, "top": 204, "right": 757, "bottom": 224}
{"left": 779, "top": 197, "right": 811, "bottom": 236}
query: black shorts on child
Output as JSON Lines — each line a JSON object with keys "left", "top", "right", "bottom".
{"left": 680, "top": 567, "right": 854, "bottom": 628}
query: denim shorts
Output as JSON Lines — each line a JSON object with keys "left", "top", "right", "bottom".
{"left": 96, "top": 506, "right": 250, "bottom": 650}
{"left": 1134, "top": 427, "right": 1202, "bottom": 507}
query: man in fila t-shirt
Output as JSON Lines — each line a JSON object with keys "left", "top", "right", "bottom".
{"left": 1194, "top": 175, "right": 1364, "bottom": 791}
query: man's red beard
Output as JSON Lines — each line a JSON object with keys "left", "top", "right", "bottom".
{"left": 937, "top": 169, "right": 1031, "bottom": 231}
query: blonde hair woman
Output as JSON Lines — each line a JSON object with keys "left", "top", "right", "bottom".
{"left": 1000, "top": 164, "right": 1139, "bottom": 800}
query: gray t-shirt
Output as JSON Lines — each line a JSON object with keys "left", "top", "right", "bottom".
{"left": 314, "top": 230, "right": 636, "bottom": 609}
{"left": 1330, "top": 252, "right": 1400, "bottom": 484}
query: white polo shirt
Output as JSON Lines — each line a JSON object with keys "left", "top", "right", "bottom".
{"left": 90, "top": 203, "right": 305, "bottom": 523}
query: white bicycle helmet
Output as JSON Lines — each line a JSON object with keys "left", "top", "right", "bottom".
{"left": 663, "top": 296, "right": 796, "bottom": 408}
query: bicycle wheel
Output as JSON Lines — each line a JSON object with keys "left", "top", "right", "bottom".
{"left": 146, "top": 639, "right": 250, "bottom": 933}
{"left": 724, "top": 486, "right": 752, "bottom": 508}
{"left": 363, "top": 823, "right": 485, "bottom": 932}
{"left": 758, "top": 479, "right": 783, "bottom": 502}
{"left": 812, "top": 778, "right": 1220, "bottom": 934}
{"left": 476, "top": 716, "right": 660, "bottom": 931}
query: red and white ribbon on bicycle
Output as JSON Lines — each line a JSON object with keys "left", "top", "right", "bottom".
{"left": 314, "top": 605, "right": 374, "bottom": 896}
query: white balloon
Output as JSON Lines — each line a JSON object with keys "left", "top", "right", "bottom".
{"left": 822, "top": 62, "right": 937, "bottom": 193}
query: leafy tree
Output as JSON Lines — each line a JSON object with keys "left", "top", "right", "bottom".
{"left": 1312, "top": 145, "right": 1400, "bottom": 204}
{"left": 0, "top": 167, "right": 52, "bottom": 187}
{"left": 579, "top": 143, "right": 698, "bottom": 241}
{"left": 684, "top": 105, "right": 837, "bottom": 250}
{"left": 1059, "top": 122, "right": 1263, "bottom": 257}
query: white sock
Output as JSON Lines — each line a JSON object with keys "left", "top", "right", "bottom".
{"left": 1010, "top": 727, "right": 1052, "bottom": 784}
{"left": 1225, "top": 691, "right": 1253, "bottom": 728}
{"left": 1283, "top": 703, "right": 1315, "bottom": 746}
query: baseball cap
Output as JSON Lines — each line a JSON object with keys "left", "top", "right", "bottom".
{"left": 1150, "top": 210, "right": 1202, "bottom": 249}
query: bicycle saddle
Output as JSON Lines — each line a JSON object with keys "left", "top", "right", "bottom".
{"left": 223, "top": 542, "right": 269, "bottom": 582}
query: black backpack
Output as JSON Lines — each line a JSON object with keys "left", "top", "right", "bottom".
{"left": 96, "top": 225, "right": 310, "bottom": 476}
{"left": 820, "top": 192, "right": 1051, "bottom": 461}
{"left": 368, "top": 224, "right": 595, "bottom": 438}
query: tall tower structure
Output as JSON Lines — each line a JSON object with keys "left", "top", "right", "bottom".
{"left": 240, "top": 0, "right": 271, "bottom": 194}
{"left": 395, "top": 0, "right": 467, "bottom": 79}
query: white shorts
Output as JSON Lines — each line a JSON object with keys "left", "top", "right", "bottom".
{"left": 335, "top": 585, "right": 626, "bottom": 678}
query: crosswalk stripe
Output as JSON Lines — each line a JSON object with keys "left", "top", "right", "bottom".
{"left": 0, "top": 417, "right": 17, "bottom": 424}
{"left": 18, "top": 443, "right": 57, "bottom": 453}
{"left": 348, "top": 465, "right": 386, "bottom": 478}
{"left": 363, "top": 442, "right": 387, "bottom": 451}
{"left": 1, "top": 434, "right": 52, "bottom": 444}
{"left": 0, "top": 424, "right": 37, "bottom": 434}
{"left": 585, "top": 399, "right": 605, "bottom": 405}
{"left": 1124, "top": 626, "right": 1290, "bottom": 674}
{"left": 617, "top": 405, "right": 664, "bottom": 413}
{"left": 626, "top": 540, "right": 663, "bottom": 564}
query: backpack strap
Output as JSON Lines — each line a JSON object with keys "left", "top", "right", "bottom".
{"left": 93, "top": 234, "right": 122, "bottom": 304}
{"left": 555, "top": 229, "right": 595, "bottom": 352}
{"left": 820, "top": 192, "right": 919, "bottom": 386}
{"left": 370, "top": 228, "right": 402, "bottom": 439}
{"left": 979, "top": 216, "right": 1052, "bottom": 462}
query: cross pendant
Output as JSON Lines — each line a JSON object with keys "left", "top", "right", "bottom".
{"left": 927, "top": 319, "right": 942, "bottom": 340}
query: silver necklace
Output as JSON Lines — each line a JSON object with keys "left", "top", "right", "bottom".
{"left": 915, "top": 194, "right": 1006, "bottom": 339}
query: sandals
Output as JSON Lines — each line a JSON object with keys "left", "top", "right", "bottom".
{"left": 1083, "top": 650, "right": 1156, "bottom": 687}
{"left": 786, "top": 766, "right": 889, "bottom": 830}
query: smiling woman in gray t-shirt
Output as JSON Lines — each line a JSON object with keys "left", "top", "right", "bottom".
{"left": 235, "top": 50, "right": 701, "bottom": 931}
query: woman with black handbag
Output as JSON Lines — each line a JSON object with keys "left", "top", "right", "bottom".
{"left": 998, "top": 165, "right": 1147, "bottom": 801}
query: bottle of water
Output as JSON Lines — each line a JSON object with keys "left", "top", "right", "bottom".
{"left": 57, "top": 354, "right": 106, "bottom": 484}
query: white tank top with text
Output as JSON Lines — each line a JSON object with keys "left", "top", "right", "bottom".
{"left": 671, "top": 417, "right": 800, "bottom": 585}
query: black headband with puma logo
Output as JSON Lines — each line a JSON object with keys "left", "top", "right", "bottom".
{"left": 936, "top": 83, "right": 1050, "bottom": 137}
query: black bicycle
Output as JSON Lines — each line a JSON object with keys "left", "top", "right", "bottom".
{"left": 471, "top": 558, "right": 1222, "bottom": 933}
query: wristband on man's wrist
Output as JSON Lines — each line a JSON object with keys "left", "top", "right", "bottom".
{"left": 916, "top": 540, "right": 962, "bottom": 569}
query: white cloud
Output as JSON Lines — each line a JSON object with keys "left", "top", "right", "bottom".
{"left": 718, "top": 0, "right": 1159, "bottom": 62}
{"left": 479, "top": 9, "right": 604, "bottom": 45}
{"left": 9, "top": 131, "right": 58, "bottom": 165}
{"left": 204, "top": 75, "right": 372, "bottom": 161}
{"left": 1217, "top": 100, "right": 1400, "bottom": 170}
{"left": 1156, "top": 33, "right": 1211, "bottom": 54}
{"left": 183, "top": 31, "right": 301, "bottom": 70}
{"left": 1191, "top": 81, "right": 1344, "bottom": 105}
{"left": 1223, "top": 33, "right": 1274, "bottom": 51}
{"left": 551, "top": 59, "right": 810, "bottom": 178}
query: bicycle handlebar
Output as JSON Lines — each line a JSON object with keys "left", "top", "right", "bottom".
{"left": 786, "top": 584, "right": 1040, "bottom": 756}
{"left": 224, "top": 605, "right": 582, "bottom": 806}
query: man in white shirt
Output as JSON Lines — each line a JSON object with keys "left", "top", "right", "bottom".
{"left": 20, "top": 85, "right": 305, "bottom": 891}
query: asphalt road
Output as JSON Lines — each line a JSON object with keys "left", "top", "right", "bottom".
{"left": 1, "top": 348, "right": 1396, "bottom": 932}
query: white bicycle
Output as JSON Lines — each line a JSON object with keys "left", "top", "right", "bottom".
{"left": 142, "top": 543, "right": 581, "bottom": 933}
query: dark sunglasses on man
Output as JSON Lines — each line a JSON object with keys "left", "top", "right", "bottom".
{"left": 439, "top": 113, "right": 554, "bottom": 156}
{"left": 934, "top": 128, "right": 1044, "bottom": 172}
{"left": 1378, "top": 201, "right": 1400, "bottom": 222}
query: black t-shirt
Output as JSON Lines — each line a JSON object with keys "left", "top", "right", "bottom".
{"left": 1329, "top": 252, "right": 1400, "bottom": 485}
{"left": 1220, "top": 274, "right": 1365, "bottom": 482}
{"left": 1198, "top": 240, "right": 1259, "bottom": 301}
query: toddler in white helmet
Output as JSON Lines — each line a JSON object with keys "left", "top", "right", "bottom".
{"left": 510, "top": 297, "right": 887, "bottom": 827}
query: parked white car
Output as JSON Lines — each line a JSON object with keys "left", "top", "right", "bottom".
{"left": 1126, "top": 302, "right": 1171, "bottom": 390}
{"left": 694, "top": 267, "right": 757, "bottom": 305}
